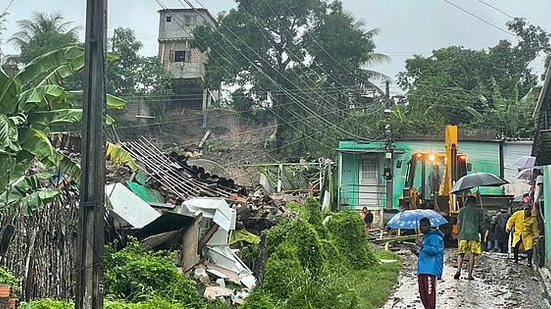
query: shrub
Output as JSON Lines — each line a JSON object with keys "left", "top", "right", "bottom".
{"left": 241, "top": 290, "right": 279, "bottom": 309}
{"left": 267, "top": 219, "right": 326, "bottom": 273}
{"left": 325, "top": 211, "right": 376, "bottom": 269}
{"left": 263, "top": 245, "right": 307, "bottom": 300}
{"left": 303, "top": 197, "right": 322, "bottom": 225}
{"left": 0, "top": 266, "right": 19, "bottom": 295}
{"left": 104, "top": 241, "right": 205, "bottom": 308}
{"left": 20, "top": 299, "right": 73, "bottom": 309}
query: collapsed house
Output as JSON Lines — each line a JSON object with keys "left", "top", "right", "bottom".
{"left": 102, "top": 137, "right": 293, "bottom": 303}
{"left": 0, "top": 134, "right": 292, "bottom": 303}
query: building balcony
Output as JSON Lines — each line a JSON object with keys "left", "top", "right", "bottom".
{"left": 166, "top": 62, "right": 205, "bottom": 80}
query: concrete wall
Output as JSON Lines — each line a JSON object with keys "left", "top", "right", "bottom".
{"left": 158, "top": 9, "right": 215, "bottom": 40}
{"left": 158, "top": 9, "right": 214, "bottom": 80}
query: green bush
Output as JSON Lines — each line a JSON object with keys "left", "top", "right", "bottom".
{"left": 21, "top": 298, "right": 188, "bottom": 309}
{"left": 263, "top": 245, "right": 307, "bottom": 300}
{"left": 268, "top": 219, "right": 327, "bottom": 274}
{"left": 255, "top": 199, "right": 399, "bottom": 308}
{"left": 325, "top": 211, "right": 376, "bottom": 269}
{"left": 241, "top": 290, "right": 279, "bottom": 309}
{"left": 104, "top": 241, "right": 205, "bottom": 308}
{"left": 20, "top": 299, "right": 73, "bottom": 309}
{"left": 239, "top": 243, "right": 259, "bottom": 270}
{"left": 304, "top": 197, "right": 322, "bottom": 225}
{"left": 105, "top": 297, "right": 185, "bottom": 309}
{"left": 0, "top": 266, "right": 19, "bottom": 295}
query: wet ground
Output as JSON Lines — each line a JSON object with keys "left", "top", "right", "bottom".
{"left": 383, "top": 249, "right": 550, "bottom": 309}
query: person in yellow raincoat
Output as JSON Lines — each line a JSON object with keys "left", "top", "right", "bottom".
{"left": 506, "top": 206, "right": 539, "bottom": 267}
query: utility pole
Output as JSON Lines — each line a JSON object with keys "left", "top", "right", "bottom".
{"left": 76, "top": 0, "right": 107, "bottom": 307}
{"left": 383, "top": 81, "right": 394, "bottom": 210}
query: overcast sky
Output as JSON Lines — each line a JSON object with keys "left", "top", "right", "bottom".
{"left": 2, "top": 0, "right": 551, "bottom": 92}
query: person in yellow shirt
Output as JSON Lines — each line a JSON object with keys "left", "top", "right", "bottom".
{"left": 506, "top": 206, "right": 539, "bottom": 267}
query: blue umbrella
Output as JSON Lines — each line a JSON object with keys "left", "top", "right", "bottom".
{"left": 386, "top": 209, "right": 448, "bottom": 230}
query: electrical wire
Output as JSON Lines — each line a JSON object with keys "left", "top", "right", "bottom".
{"left": 477, "top": 0, "right": 515, "bottom": 19}
{"left": 0, "top": 0, "right": 16, "bottom": 15}
{"left": 442, "top": 0, "right": 515, "bottom": 36}
{"left": 153, "top": 1, "right": 347, "bottom": 148}
{"left": 154, "top": 0, "right": 351, "bottom": 143}
{"left": 179, "top": 0, "right": 378, "bottom": 141}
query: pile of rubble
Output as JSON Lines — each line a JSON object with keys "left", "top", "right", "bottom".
{"left": 98, "top": 137, "right": 302, "bottom": 304}
{"left": 236, "top": 192, "right": 297, "bottom": 235}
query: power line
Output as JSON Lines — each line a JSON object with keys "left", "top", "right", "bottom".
{"left": 153, "top": 1, "right": 351, "bottom": 146}
{"left": 0, "top": 0, "right": 16, "bottom": 15}
{"left": 181, "top": 0, "right": 375, "bottom": 141}
{"left": 442, "top": 0, "right": 515, "bottom": 37}
{"left": 477, "top": 0, "right": 515, "bottom": 19}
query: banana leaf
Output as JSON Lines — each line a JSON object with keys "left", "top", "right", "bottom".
{"left": 106, "top": 142, "right": 139, "bottom": 171}
{"left": 67, "top": 91, "right": 127, "bottom": 110}
{"left": 0, "top": 68, "right": 22, "bottom": 115}
{"left": 19, "top": 127, "right": 61, "bottom": 165}
{"left": 28, "top": 109, "right": 116, "bottom": 127}
{"left": 17, "top": 84, "right": 68, "bottom": 112}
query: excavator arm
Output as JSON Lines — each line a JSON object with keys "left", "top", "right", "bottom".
{"left": 442, "top": 125, "right": 458, "bottom": 213}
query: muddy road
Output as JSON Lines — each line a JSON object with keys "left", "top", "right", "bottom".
{"left": 383, "top": 249, "right": 549, "bottom": 309}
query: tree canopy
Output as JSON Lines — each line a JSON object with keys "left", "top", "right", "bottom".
{"left": 395, "top": 18, "right": 550, "bottom": 137}
{"left": 193, "top": 0, "right": 387, "bottom": 157}
{"left": 107, "top": 27, "right": 171, "bottom": 98}
{"left": 9, "top": 12, "right": 80, "bottom": 64}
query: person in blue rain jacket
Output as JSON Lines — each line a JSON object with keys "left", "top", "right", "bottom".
{"left": 411, "top": 217, "right": 445, "bottom": 309}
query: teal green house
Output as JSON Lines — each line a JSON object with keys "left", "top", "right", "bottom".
{"left": 337, "top": 138, "right": 532, "bottom": 212}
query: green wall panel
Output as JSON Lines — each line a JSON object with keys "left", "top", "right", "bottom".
{"left": 338, "top": 140, "right": 502, "bottom": 210}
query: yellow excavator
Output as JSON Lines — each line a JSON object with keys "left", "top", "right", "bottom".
{"left": 398, "top": 125, "right": 469, "bottom": 239}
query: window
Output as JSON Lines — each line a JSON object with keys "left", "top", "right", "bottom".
{"left": 166, "top": 16, "right": 172, "bottom": 22}
{"left": 174, "top": 51, "right": 187, "bottom": 62}
{"left": 361, "top": 161, "right": 377, "bottom": 180}
{"left": 184, "top": 16, "right": 192, "bottom": 26}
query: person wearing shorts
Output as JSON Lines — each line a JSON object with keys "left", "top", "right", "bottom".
{"left": 454, "top": 195, "right": 484, "bottom": 280}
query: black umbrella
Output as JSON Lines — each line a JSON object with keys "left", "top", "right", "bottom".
{"left": 450, "top": 172, "right": 508, "bottom": 193}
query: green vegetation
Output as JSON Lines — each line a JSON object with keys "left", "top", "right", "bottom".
{"left": 9, "top": 12, "right": 79, "bottom": 65}
{"left": 0, "top": 266, "right": 19, "bottom": 295}
{"left": 193, "top": 0, "right": 387, "bottom": 158}
{"left": 244, "top": 198, "right": 400, "bottom": 308}
{"left": 395, "top": 18, "right": 550, "bottom": 138}
{"left": 104, "top": 241, "right": 205, "bottom": 308}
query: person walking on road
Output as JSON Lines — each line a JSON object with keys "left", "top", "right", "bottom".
{"left": 454, "top": 195, "right": 484, "bottom": 280}
{"left": 411, "top": 217, "right": 445, "bottom": 309}
{"left": 484, "top": 216, "right": 498, "bottom": 252}
{"left": 495, "top": 208, "right": 510, "bottom": 253}
{"left": 506, "top": 206, "right": 539, "bottom": 267}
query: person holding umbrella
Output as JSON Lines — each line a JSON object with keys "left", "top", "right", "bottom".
{"left": 454, "top": 195, "right": 484, "bottom": 280}
{"left": 411, "top": 217, "right": 445, "bottom": 309}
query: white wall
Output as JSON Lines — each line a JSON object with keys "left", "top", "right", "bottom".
{"left": 502, "top": 141, "right": 533, "bottom": 197}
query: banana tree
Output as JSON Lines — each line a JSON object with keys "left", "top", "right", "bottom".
{"left": 0, "top": 46, "right": 127, "bottom": 213}
{"left": 478, "top": 79, "right": 536, "bottom": 138}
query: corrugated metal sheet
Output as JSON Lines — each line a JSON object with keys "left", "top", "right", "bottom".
{"left": 126, "top": 181, "right": 165, "bottom": 204}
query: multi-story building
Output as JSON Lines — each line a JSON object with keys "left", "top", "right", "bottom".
{"left": 158, "top": 8, "right": 217, "bottom": 113}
